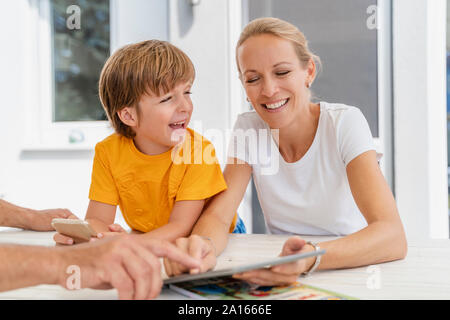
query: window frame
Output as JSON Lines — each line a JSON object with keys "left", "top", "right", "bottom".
{"left": 23, "top": 0, "right": 114, "bottom": 151}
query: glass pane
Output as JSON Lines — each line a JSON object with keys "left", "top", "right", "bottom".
{"left": 246, "top": 0, "right": 379, "bottom": 137}
{"left": 51, "top": 0, "right": 109, "bottom": 122}
{"left": 446, "top": 0, "right": 450, "bottom": 229}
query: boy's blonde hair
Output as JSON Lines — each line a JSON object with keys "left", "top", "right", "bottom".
{"left": 99, "top": 40, "right": 195, "bottom": 138}
{"left": 236, "top": 17, "right": 321, "bottom": 74}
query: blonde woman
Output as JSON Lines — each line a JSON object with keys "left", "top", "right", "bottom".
{"left": 164, "top": 17, "right": 407, "bottom": 285}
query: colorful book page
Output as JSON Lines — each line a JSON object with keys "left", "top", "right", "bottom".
{"left": 169, "top": 276, "right": 356, "bottom": 300}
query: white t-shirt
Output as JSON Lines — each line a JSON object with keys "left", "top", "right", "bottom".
{"left": 228, "top": 101, "right": 375, "bottom": 236}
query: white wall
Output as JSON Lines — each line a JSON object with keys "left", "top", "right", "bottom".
{"left": 0, "top": 0, "right": 94, "bottom": 217}
{"left": 169, "top": 0, "right": 252, "bottom": 231}
{"left": 393, "top": 0, "right": 449, "bottom": 240}
{"left": 0, "top": 0, "right": 252, "bottom": 231}
{"left": 3, "top": 0, "right": 446, "bottom": 239}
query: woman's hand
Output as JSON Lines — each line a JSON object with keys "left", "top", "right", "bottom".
{"left": 163, "top": 235, "right": 217, "bottom": 276}
{"left": 232, "top": 236, "right": 315, "bottom": 286}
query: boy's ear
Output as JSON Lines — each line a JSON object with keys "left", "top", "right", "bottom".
{"left": 117, "top": 107, "right": 138, "bottom": 127}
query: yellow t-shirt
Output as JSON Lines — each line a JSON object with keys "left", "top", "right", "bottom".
{"left": 89, "top": 129, "right": 237, "bottom": 233}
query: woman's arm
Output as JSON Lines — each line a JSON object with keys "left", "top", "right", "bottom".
{"left": 191, "top": 160, "right": 252, "bottom": 254}
{"left": 234, "top": 150, "right": 408, "bottom": 286}
{"left": 313, "top": 150, "right": 407, "bottom": 270}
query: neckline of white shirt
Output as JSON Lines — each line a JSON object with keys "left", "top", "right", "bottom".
{"left": 266, "top": 101, "right": 324, "bottom": 168}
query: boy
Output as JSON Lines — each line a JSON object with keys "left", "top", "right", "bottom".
{"left": 55, "top": 40, "right": 243, "bottom": 245}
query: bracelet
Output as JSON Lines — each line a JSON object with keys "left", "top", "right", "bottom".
{"left": 301, "top": 241, "right": 321, "bottom": 277}
{"left": 200, "top": 236, "right": 217, "bottom": 257}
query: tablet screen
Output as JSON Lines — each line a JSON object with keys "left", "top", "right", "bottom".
{"left": 163, "top": 249, "right": 325, "bottom": 285}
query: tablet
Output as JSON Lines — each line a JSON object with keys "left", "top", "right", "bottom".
{"left": 163, "top": 249, "right": 326, "bottom": 285}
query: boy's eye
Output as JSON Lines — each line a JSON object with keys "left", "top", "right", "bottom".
{"left": 160, "top": 96, "right": 172, "bottom": 103}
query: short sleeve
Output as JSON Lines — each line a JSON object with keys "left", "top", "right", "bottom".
{"left": 227, "top": 114, "right": 257, "bottom": 165}
{"left": 88, "top": 143, "right": 120, "bottom": 205}
{"left": 336, "top": 107, "right": 376, "bottom": 166}
{"left": 175, "top": 141, "right": 227, "bottom": 201}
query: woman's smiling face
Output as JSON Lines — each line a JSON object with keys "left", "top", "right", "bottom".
{"left": 237, "top": 33, "right": 314, "bottom": 129}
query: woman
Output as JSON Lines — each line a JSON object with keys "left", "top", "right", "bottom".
{"left": 164, "top": 17, "right": 407, "bottom": 285}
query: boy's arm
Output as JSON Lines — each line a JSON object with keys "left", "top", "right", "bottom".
{"left": 140, "top": 199, "right": 205, "bottom": 243}
{"left": 54, "top": 200, "right": 117, "bottom": 245}
{"left": 163, "top": 161, "right": 252, "bottom": 276}
{"left": 85, "top": 200, "right": 117, "bottom": 233}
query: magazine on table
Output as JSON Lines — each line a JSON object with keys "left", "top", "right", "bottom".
{"left": 168, "top": 276, "right": 356, "bottom": 300}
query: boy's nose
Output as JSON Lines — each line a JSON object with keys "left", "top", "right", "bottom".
{"left": 178, "top": 97, "right": 193, "bottom": 113}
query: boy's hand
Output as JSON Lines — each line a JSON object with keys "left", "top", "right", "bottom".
{"left": 163, "top": 235, "right": 217, "bottom": 276}
{"left": 91, "top": 223, "right": 128, "bottom": 242}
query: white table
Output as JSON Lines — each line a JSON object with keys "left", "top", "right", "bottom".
{"left": 0, "top": 229, "right": 449, "bottom": 300}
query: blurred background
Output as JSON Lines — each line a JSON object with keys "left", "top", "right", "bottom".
{"left": 0, "top": 0, "right": 447, "bottom": 240}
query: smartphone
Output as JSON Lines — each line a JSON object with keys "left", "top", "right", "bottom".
{"left": 51, "top": 218, "right": 98, "bottom": 243}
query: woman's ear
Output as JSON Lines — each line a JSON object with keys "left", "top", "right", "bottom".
{"left": 306, "top": 59, "right": 316, "bottom": 85}
{"left": 117, "top": 107, "right": 138, "bottom": 128}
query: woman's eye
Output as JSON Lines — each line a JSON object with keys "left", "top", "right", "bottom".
{"left": 246, "top": 77, "right": 259, "bottom": 84}
{"left": 184, "top": 91, "right": 192, "bottom": 95}
{"left": 276, "top": 71, "right": 290, "bottom": 76}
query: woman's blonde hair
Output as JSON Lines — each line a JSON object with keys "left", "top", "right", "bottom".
{"left": 236, "top": 17, "right": 321, "bottom": 75}
{"left": 99, "top": 40, "right": 195, "bottom": 138}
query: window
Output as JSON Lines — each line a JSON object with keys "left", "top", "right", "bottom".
{"left": 446, "top": 0, "right": 450, "bottom": 232}
{"left": 21, "top": 0, "right": 113, "bottom": 150}
{"left": 243, "top": 0, "right": 392, "bottom": 233}
{"left": 51, "top": 0, "right": 109, "bottom": 122}
{"left": 23, "top": 0, "right": 170, "bottom": 150}
{"left": 244, "top": 0, "right": 379, "bottom": 136}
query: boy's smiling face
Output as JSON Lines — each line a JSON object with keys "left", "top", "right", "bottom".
{"left": 117, "top": 81, "right": 193, "bottom": 155}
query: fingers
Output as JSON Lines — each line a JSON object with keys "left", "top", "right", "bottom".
{"left": 163, "top": 257, "right": 174, "bottom": 277}
{"left": 270, "top": 259, "right": 307, "bottom": 275}
{"left": 130, "top": 244, "right": 163, "bottom": 300}
{"left": 108, "top": 264, "right": 135, "bottom": 300}
{"left": 57, "top": 209, "right": 74, "bottom": 219}
{"left": 168, "top": 238, "right": 190, "bottom": 276}
{"left": 50, "top": 209, "right": 77, "bottom": 220}
{"left": 53, "top": 232, "right": 74, "bottom": 245}
{"left": 108, "top": 224, "right": 127, "bottom": 233}
{"left": 143, "top": 238, "right": 201, "bottom": 271}
{"left": 281, "top": 236, "right": 306, "bottom": 256}
{"left": 187, "top": 235, "right": 214, "bottom": 274}
{"left": 233, "top": 268, "right": 299, "bottom": 286}
{"left": 121, "top": 250, "right": 160, "bottom": 300}
{"left": 96, "top": 237, "right": 163, "bottom": 300}
{"left": 96, "top": 231, "right": 123, "bottom": 239}
{"left": 161, "top": 236, "right": 216, "bottom": 277}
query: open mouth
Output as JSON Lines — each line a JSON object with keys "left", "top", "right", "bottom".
{"left": 169, "top": 120, "right": 187, "bottom": 130}
{"left": 262, "top": 98, "right": 289, "bottom": 110}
